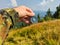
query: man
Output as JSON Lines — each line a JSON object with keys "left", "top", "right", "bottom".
{"left": 0, "top": 6, "right": 35, "bottom": 44}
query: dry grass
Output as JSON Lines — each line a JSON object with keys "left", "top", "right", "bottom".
{"left": 4, "top": 20, "right": 60, "bottom": 45}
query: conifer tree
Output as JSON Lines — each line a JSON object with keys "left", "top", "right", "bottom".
{"left": 53, "top": 4, "right": 60, "bottom": 19}
{"left": 37, "top": 14, "right": 41, "bottom": 22}
{"left": 44, "top": 8, "right": 52, "bottom": 21}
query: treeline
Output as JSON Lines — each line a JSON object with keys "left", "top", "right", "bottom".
{"left": 37, "top": 4, "right": 60, "bottom": 22}
{"left": 14, "top": 4, "right": 60, "bottom": 28}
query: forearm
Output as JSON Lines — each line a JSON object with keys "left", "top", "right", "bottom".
{"left": 0, "top": 8, "right": 20, "bottom": 39}
{"left": 3, "top": 8, "right": 20, "bottom": 26}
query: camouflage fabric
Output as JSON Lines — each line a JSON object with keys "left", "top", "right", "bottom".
{"left": 0, "top": 8, "right": 19, "bottom": 45}
{"left": 3, "top": 8, "right": 19, "bottom": 26}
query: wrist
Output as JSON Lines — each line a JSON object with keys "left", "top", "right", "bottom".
{"left": 13, "top": 8, "right": 20, "bottom": 17}
{"left": 13, "top": 8, "right": 22, "bottom": 22}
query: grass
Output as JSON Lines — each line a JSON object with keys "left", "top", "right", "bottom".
{"left": 4, "top": 20, "right": 60, "bottom": 45}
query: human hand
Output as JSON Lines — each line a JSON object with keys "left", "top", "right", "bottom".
{"left": 14, "top": 6, "right": 35, "bottom": 24}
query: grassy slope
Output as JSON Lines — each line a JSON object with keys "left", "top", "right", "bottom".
{"left": 4, "top": 20, "right": 60, "bottom": 45}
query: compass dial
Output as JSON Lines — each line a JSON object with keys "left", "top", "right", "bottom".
{"left": 31, "top": 16, "right": 38, "bottom": 23}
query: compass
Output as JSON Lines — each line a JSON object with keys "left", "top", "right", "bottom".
{"left": 31, "top": 16, "right": 38, "bottom": 23}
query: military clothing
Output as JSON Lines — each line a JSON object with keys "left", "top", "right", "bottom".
{"left": 0, "top": 8, "right": 19, "bottom": 45}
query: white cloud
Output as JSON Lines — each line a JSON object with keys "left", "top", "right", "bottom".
{"left": 50, "top": 0, "right": 54, "bottom": 2}
{"left": 40, "top": 0, "right": 47, "bottom": 6}
{"left": 36, "top": 0, "right": 55, "bottom": 11}
{"left": 40, "top": 0, "right": 55, "bottom": 6}
{"left": 11, "top": 0, "right": 17, "bottom": 7}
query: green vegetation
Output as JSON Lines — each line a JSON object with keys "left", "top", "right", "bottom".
{"left": 37, "top": 14, "right": 41, "bottom": 22}
{"left": 37, "top": 4, "right": 60, "bottom": 22}
{"left": 4, "top": 20, "right": 60, "bottom": 45}
{"left": 53, "top": 5, "right": 60, "bottom": 19}
{"left": 44, "top": 8, "right": 53, "bottom": 21}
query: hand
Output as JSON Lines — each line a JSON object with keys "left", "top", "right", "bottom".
{"left": 14, "top": 6, "right": 35, "bottom": 24}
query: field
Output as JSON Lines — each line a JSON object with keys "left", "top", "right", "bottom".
{"left": 4, "top": 20, "right": 60, "bottom": 45}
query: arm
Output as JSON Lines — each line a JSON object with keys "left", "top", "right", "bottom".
{"left": 0, "top": 8, "right": 19, "bottom": 45}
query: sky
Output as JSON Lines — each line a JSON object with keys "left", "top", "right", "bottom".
{"left": 0, "top": 0, "right": 60, "bottom": 11}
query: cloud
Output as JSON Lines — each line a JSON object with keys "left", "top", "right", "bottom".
{"left": 11, "top": 0, "right": 17, "bottom": 7}
{"left": 50, "top": 0, "right": 54, "bottom": 2}
{"left": 36, "top": 0, "right": 55, "bottom": 11}
{"left": 40, "top": 0, "right": 48, "bottom": 6}
{"left": 40, "top": 0, "right": 55, "bottom": 6}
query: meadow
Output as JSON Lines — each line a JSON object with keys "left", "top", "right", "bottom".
{"left": 3, "top": 20, "right": 60, "bottom": 45}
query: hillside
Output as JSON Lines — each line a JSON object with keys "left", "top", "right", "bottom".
{"left": 4, "top": 20, "right": 60, "bottom": 45}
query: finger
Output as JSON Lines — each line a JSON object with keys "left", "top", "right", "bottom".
{"left": 18, "top": 16, "right": 29, "bottom": 22}
{"left": 25, "top": 8, "right": 35, "bottom": 16}
{"left": 23, "top": 16, "right": 28, "bottom": 18}
{"left": 22, "top": 18, "right": 30, "bottom": 24}
{"left": 25, "top": 20, "right": 30, "bottom": 24}
{"left": 26, "top": 9, "right": 35, "bottom": 16}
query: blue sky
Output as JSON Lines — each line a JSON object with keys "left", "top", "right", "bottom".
{"left": 0, "top": 0, "right": 60, "bottom": 11}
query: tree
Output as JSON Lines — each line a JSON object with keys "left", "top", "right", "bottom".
{"left": 37, "top": 14, "right": 41, "bottom": 22}
{"left": 53, "top": 4, "right": 60, "bottom": 19}
{"left": 44, "top": 8, "right": 53, "bottom": 21}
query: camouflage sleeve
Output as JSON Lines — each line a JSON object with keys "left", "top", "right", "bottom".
{"left": 0, "top": 8, "right": 19, "bottom": 44}
{"left": 3, "top": 8, "right": 19, "bottom": 26}
{"left": 0, "top": 10, "right": 10, "bottom": 44}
